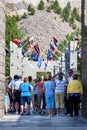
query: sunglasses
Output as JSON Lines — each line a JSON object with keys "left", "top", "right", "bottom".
{"left": 69, "top": 71, "right": 72, "bottom": 73}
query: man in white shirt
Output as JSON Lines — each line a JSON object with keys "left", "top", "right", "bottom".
{"left": 13, "top": 76, "right": 23, "bottom": 114}
{"left": 55, "top": 73, "right": 67, "bottom": 115}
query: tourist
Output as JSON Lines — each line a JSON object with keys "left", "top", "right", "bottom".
{"left": 67, "top": 74, "right": 83, "bottom": 117}
{"left": 54, "top": 73, "right": 67, "bottom": 116}
{"left": 43, "top": 74, "right": 55, "bottom": 117}
{"left": 19, "top": 77, "right": 33, "bottom": 115}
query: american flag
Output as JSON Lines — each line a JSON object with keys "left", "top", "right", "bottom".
{"left": 28, "top": 38, "right": 33, "bottom": 48}
{"left": 50, "top": 43, "right": 55, "bottom": 52}
{"left": 52, "top": 36, "right": 58, "bottom": 47}
{"left": 33, "top": 44, "right": 40, "bottom": 56}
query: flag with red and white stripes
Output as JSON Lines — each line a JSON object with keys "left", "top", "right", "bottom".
{"left": 33, "top": 44, "right": 40, "bottom": 56}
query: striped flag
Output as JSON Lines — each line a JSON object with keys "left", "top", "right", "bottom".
{"left": 47, "top": 49, "right": 54, "bottom": 61}
{"left": 52, "top": 36, "right": 58, "bottom": 47}
{"left": 50, "top": 43, "right": 55, "bottom": 52}
{"left": 28, "top": 36, "right": 34, "bottom": 48}
{"left": 33, "top": 44, "right": 40, "bottom": 56}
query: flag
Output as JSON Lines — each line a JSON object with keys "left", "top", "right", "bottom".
{"left": 47, "top": 49, "right": 54, "bottom": 61}
{"left": 33, "top": 44, "right": 40, "bottom": 56}
{"left": 31, "top": 52, "right": 38, "bottom": 61}
{"left": 50, "top": 43, "right": 55, "bottom": 51}
{"left": 52, "top": 36, "right": 58, "bottom": 47}
{"left": 12, "top": 38, "right": 25, "bottom": 47}
{"left": 74, "top": 36, "right": 79, "bottom": 41}
{"left": 12, "top": 38, "right": 21, "bottom": 45}
{"left": 19, "top": 41, "right": 25, "bottom": 46}
{"left": 37, "top": 57, "right": 42, "bottom": 68}
{"left": 22, "top": 48, "right": 26, "bottom": 56}
{"left": 77, "top": 48, "right": 82, "bottom": 58}
{"left": 28, "top": 37, "right": 34, "bottom": 48}
{"left": 44, "top": 62, "right": 47, "bottom": 70}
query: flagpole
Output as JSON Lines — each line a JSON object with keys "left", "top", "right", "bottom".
{"left": 21, "top": 36, "right": 35, "bottom": 49}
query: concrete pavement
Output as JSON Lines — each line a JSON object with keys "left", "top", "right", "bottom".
{"left": 0, "top": 113, "right": 87, "bottom": 130}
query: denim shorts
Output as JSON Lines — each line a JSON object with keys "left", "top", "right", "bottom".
{"left": 20, "top": 96, "right": 31, "bottom": 105}
{"left": 4, "top": 95, "right": 9, "bottom": 104}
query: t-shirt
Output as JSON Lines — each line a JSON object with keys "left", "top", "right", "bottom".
{"left": 19, "top": 82, "right": 32, "bottom": 97}
{"left": 37, "top": 81, "right": 43, "bottom": 92}
{"left": 13, "top": 80, "right": 23, "bottom": 90}
{"left": 55, "top": 79, "right": 67, "bottom": 93}
{"left": 43, "top": 80, "right": 55, "bottom": 97}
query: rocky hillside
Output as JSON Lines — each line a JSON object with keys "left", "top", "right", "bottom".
{"left": 6, "top": 0, "right": 81, "bottom": 59}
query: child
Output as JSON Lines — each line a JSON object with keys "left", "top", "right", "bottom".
{"left": 4, "top": 91, "right": 9, "bottom": 115}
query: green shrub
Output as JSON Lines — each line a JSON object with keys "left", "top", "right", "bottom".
{"left": 71, "top": 23, "right": 77, "bottom": 30}
{"left": 28, "top": 4, "right": 32, "bottom": 11}
{"left": 38, "top": 0, "right": 45, "bottom": 10}
{"left": 51, "top": 0, "right": 58, "bottom": 9}
{"left": 22, "top": 12, "right": 27, "bottom": 19}
{"left": 5, "top": 15, "right": 22, "bottom": 76}
{"left": 28, "top": 4, "right": 35, "bottom": 15}
{"left": 29, "top": 8, "right": 35, "bottom": 15}
{"left": 69, "top": 15, "right": 75, "bottom": 26}
{"left": 61, "top": 2, "right": 71, "bottom": 22}
{"left": 54, "top": 6, "right": 62, "bottom": 14}
{"left": 46, "top": 6, "right": 51, "bottom": 12}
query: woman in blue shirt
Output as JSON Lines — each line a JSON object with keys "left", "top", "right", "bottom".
{"left": 43, "top": 75, "right": 55, "bottom": 117}
{"left": 19, "top": 77, "right": 33, "bottom": 115}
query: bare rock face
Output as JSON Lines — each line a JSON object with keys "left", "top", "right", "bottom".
{"left": 5, "top": 0, "right": 81, "bottom": 59}
{"left": 17, "top": 9, "right": 80, "bottom": 59}
{"left": 6, "top": 0, "right": 81, "bottom": 15}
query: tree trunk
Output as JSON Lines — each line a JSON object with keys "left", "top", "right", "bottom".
{"left": 81, "top": 0, "right": 87, "bottom": 118}
{"left": 0, "top": 0, "right": 5, "bottom": 117}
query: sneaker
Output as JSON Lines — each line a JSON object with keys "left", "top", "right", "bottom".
{"left": 26, "top": 112, "right": 30, "bottom": 115}
{"left": 15, "top": 111, "right": 19, "bottom": 115}
{"left": 20, "top": 112, "right": 24, "bottom": 115}
{"left": 55, "top": 114, "right": 58, "bottom": 116}
{"left": 5, "top": 112, "right": 8, "bottom": 115}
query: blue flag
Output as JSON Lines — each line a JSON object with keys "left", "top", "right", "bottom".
{"left": 37, "top": 57, "right": 42, "bottom": 68}
{"left": 31, "top": 52, "right": 38, "bottom": 61}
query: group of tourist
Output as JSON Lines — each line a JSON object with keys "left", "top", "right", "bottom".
{"left": 4, "top": 69, "right": 83, "bottom": 118}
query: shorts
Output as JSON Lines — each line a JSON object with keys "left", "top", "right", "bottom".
{"left": 55, "top": 93, "right": 64, "bottom": 109}
{"left": 4, "top": 95, "right": 9, "bottom": 104}
{"left": 14, "top": 90, "right": 20, "bottom": 102}
{"left": 20, "top": 96, "right": 31, "bottom": 105}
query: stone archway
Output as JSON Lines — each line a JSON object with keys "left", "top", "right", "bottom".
{"left": 0, "top": 0, "right": 5, "bottom": 117}
{"left": 0, "top": 0, "right": 87, "bottom": 118}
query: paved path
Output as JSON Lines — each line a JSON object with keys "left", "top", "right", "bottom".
{"left": 0, "top": 113, "right": 87, "bottom": 130}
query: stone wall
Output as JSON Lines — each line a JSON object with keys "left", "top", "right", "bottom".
{"left": 81, "top": 0, "right": 87, "bottom": 118}
{"left": 0, "top": 0, "right": 5, "bottom": 117}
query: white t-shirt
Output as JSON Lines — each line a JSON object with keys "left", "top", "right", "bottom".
{"left": 68, "top": 76, "right": 73, "bottom": 82}
{"left": 13, "top": 80, "right": 23, "bottom": 90}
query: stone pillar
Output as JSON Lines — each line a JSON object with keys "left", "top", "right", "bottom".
{"left": 0, "top": 0, "right": 5, "bottom": 117}
{"left": 81, "top": 0, "right": 87, "bottom": 118}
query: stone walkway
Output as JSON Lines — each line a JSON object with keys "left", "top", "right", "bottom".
{"left": 0, "top": 113, "right": 87, "bottom": 130}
